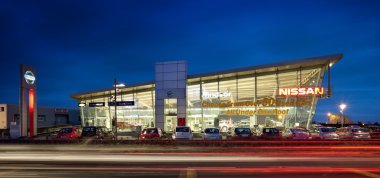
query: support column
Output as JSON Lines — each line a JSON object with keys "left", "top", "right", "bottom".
{"left": 20, "top": 88, "right": 27, "bottom": 137}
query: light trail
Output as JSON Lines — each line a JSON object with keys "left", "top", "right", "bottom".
{"left": 0, "top": 145, "right": 380, "bottom": 151}
{"left": 0, "top": 144, "right": 380, "bottom": 177}
{"left": 1, "top": 152, "right": 380, "bottom": 162}
{"left": 1, "top": 165, "right": 380, "bottom": 174}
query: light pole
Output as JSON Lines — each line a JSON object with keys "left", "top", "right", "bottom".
{"left": 327, "top": 112, "right": 331, "bottom": 124}
{"left": 339, "top": 104, "right": 346, "bottom": 128}
{"left": 113, "top": 79, "right": 125, "bottom": 141}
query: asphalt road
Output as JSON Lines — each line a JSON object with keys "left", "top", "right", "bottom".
{"left": 0, "top": 144, "right": 380, "bottom": 178}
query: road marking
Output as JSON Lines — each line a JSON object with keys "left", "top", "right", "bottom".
{"left": 187, "top": 168, "right": 197, "bottom": 178}
{"left": 179, "top": 167, "right": 197, "bottom": 178}
{"left": 0, "top": 170, "right": 17, "bottom": 176}
{"left": 350, "top": 169, "right": 380, "bottom": 178}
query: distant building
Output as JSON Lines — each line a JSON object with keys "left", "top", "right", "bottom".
{"left": 0, "top": 104, "right": 80, "bottom": 139}
{"left": 327, "top": 114, "right": 353, "bottom": 124}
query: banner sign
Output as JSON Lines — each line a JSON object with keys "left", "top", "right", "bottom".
{"left": 89, "top": 102, "right": 105, "bottom": 107}
{"left": 108, "top": 101, "right": 135, "bottom": 106}
{"left": 55, "top": 108, "right": 68, "bottom": 113}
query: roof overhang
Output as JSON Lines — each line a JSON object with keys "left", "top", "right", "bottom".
{"left": 187, "top": 53, "right": 342, "bottom": 82}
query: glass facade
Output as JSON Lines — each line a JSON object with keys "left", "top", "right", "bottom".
{"left": 164, "top": 98, "right": 178, "bottom": 132}
{"left": 77, "top": 67, "right": 324, "bottom": 133}
{"left": 186, "top": 66, "right": 325, "bottom": 133}
{"left": 73, "top": 55, "right": 341, "bottom": 134}
{"left": 79, "top": 87, "right": 155, "bottom": 134}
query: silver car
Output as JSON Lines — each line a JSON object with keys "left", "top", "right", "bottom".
{"left": 319, "top": 127, "right": 339, "bottom": 140}
{"left": 172, "top": 126, "right": 193, "bottom": 140}
{"left": 349, "top": 126, "right": 371, "bottom": 139}
{"left": 202, "top": 128, "right": 222, "bottom": 140}
{"left": 283, "top": 128, "right": 311, "bottom": 140}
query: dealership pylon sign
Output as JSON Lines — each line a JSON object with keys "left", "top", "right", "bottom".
{"left": 19, "top": 64, "right": 37, "bottom": 137}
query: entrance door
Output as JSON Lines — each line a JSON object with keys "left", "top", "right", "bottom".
{"left": 164, "top": 99, "right": 177, "bottom": 132}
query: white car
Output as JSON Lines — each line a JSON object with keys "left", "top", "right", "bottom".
{"left": 203, "top": 128, "right": 222, "bottom": 140}
{"left": 172, "top": 126, "right": 193, "bottom": 140}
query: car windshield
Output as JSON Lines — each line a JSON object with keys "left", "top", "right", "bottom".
{"left": 205, "top": 128, "right": 219, "bottom": 134}
{"left": 144, "top": 129, "right": 158, "bottom": 134}
{"left": 290, "top": 129, "right": 305, "bottom": 133}
{"left": 235, "top": 128, "right": 251, "bottom": 134}
{"left": 83, "top": 127, "right": 96, "bottom": 133}
{"left": 100, "top": 127, "right": 109, "bottom": 132}
{"left": 352, "top": 128, "right": 369, "bottom": 132}
{"left": 60, "top": 128, "right": 73, "bottom": 133}
{"left": 176, "top": 127, "right": 190, "bottom": 132}
{"left": 263, "top": 128, "right": 279, "bottom": 133}
{"left": 320, "top": 127, "right": 336, "bottom": 132}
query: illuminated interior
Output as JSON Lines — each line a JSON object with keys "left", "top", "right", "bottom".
{"left": 72, "top": 54, "right": 341, "bottom": 133}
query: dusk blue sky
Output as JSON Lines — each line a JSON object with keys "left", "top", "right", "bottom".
{"left": 1, "top": 0, "right": 379, "bottom": 123}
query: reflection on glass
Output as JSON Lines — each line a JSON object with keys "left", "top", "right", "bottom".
{"left": 165, "top": 99, "right": 177, "bottom": 132}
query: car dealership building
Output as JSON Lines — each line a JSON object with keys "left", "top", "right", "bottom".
{"left": 71, "top": 54, "right": 342, "bottom": 134}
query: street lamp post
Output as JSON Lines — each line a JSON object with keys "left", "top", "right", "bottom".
{"left": 113, "top": 79, "right": 125, "bottom": 142}
{"left": 339, "top": 104, "right": 346, "bottom": 128}
{"left": 327, "top": 112, "right": 331, "bottom": 124}
{"left": 114, "top": 79, "right": 117, "bottom": 141}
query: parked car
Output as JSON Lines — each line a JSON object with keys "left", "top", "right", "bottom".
{"left": 283, "top": 128, "right": 311, "bottom": 140}
{"left": 366, "top": 126, "right": 380, "bottom": 139}
{"left": 172, "top": 126, "right": 193, "bottom": 140}
{"left": 318, "top": 127, "right": 339, "bottom": 140}
{"left": 202, "top": 128, "right": 222, "bottom": 140}
{"left": 56, "top": 127, "right": 81, "bottom": 140}
{"left": 336, "top": 127, "right": 350, "bottom": 139}
{"left": 139, "top": 127, "right": 164, "bottom": 140}
{"left": 231, "top": 128, "right": 254, "bottom": 140}
{"left": 81, "top": 126, "right": 115, "bottom": 140}
{"left": 261, "top": 127, "right": 281, "bottom": 139}
{"left": 219, "top": 119, "right": 234, "bottom": 133}
{"left": 345, "top": 126, "right": 371, "bottom": 139}
{"left": 238, "top": 119, "right": 250, "bottom": 128}
{"left": 308, "top": 127, "right": 322, "bottom": 140}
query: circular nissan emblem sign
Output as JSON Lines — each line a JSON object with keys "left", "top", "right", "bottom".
{"left": 166, "top": 90, "right": 173, "bottom": 97}
{"left": 24, "top": 71, "right": 36, "bottom": 85}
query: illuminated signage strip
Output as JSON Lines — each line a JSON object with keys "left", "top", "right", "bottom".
{"left": 202, "top": 91, "right": 231, "bottom": 98}
{"left": 278, "top": 87, "right": 324, "bottom": 96}
{"left": 55, "top": 108, "right": 68, "bottom": 113}
{"left": 226, "top": 109, "right": 289, "bottom": 116}
{"left": 108, "top": 101, "right": 135, "bottom": 106}
{"left": 89, "top": 102, "right": 105, "bottom": 107}
{"left": 202, "top": 97, "right": 313, "bottom": 108}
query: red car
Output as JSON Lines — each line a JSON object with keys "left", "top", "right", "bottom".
{"left": 56, "top": 127, "right": 81, "bottom": 140}
{"left": 139, "top": 128, "right": 163, "bottom": 140}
